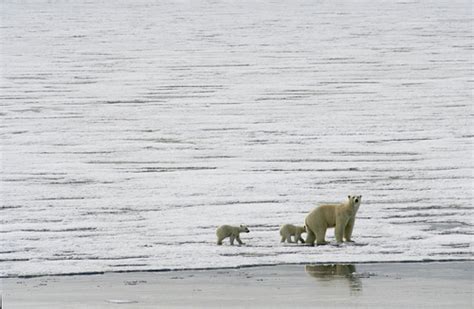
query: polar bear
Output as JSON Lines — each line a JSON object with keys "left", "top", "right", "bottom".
{"left": 216, "top": 225, "right": 250, "bottom": 245}
{"left": 305, "top": 195, "right": 362, "bottom": 246}
{"left": 279, "top": 224, "right": 306, "bottom": 243}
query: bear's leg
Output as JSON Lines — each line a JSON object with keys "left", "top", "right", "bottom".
{"left": 296, "top": 233, "right": 305, "bottom": 244}
{"left": 230, "top": 235, "right": 235, "bottom": 245}
{"left": 335, "top": 219, "right": 345, "bottom": 244}
{"left": 305, "top": 228, "right": 316, "bottom": 246}
{"left": 217, "top": 237, "right": 223, "bottom": 245}
{"left": 280, "top": 236, "right": 286, "bottom": 243}
{"left": 335, "top": 226, "right": 344, "bottom": 243}
{"left": 236, "top": 235, "right": 244, "bottom": 245}
{"left": 344, "top": 217, "right": 355, "bottom": 242}
{"left": 286, "top": 235, "right": 293, "bottom": 243}
{"left": 316, "top": 226, "right": 328, "bottom": 245}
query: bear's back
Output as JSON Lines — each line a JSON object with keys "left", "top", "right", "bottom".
{"left": 279, "top": 224, "right": 296, "bottom": 235}
{"left": 216, "top": 225, "right": 234, "bottom": 236}
{"left": 316, "top": 204, "right": 339, "bottom": 226}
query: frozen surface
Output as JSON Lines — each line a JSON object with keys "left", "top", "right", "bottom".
{"left": 1, "top": 0, "right": 473, "bottom": 277}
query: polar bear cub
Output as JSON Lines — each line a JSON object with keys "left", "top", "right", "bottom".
{"left": 305, "top": 195, "right": 362, "bottom": 246}
{"left": 216, "top": 225, "right": 250, "bottom": 245}
{"left": 279, "top": 224, "right": 306, "bottom": 243}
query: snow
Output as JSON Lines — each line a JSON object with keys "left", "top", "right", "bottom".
{"left": 1, "top": 0, "right": 472, "bottom": 277}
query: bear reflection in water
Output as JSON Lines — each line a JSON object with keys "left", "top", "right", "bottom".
{"left": 305, "top": 264, "right": 362, "bottom": 292}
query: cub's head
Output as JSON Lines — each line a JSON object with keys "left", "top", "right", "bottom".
{"left": 240, "top": 225, "right": 250, "bottom": 233}
{"left": 347, "top": 195, "right": 362, "bottom": 208}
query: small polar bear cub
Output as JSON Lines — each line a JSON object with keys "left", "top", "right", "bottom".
{"left": 216, "top": 224, "right": 250, "bottom": 245}
{"left": 279, "top": 224, "right": 306, "bottom": 244}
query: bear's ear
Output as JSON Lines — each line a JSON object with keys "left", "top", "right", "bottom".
{"left": 348, "top": 195, "right": 351, "bottom": 199}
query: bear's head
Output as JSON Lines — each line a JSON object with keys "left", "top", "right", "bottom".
{"left": 240, "top": 225, "right": 250, "bottom": 233}
{"left": 347, "top": 195, "right": 362, "bottom": 211}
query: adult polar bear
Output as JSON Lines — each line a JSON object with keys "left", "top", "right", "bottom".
{"left": 305, "top": 195, "right": 362, "bottom": 246}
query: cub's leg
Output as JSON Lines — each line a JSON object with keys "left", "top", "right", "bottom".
{"left": 296, "top": 233, "right": 305, "bottom": 244}
{"left": 230, "top": 235, "right": 235, "bottom": 245}
{"left": 236, "top": 235, "right": 243, "bottom": 245}
{"left": 286, "top": 235, "right": 293, "bottom": 243}
{"left": 217, "top": 237, "right": 224, "bottom": 245}
{"left": 280, "top": 236, "right": 286, "bottom": 243}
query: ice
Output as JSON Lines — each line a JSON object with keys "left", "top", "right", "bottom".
{"left": 1, "top": 0, "right": 472, "bottom": 277}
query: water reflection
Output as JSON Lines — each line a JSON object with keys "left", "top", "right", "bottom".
{"left": 305, "top": 264, "right": 362, "bottom": 293}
